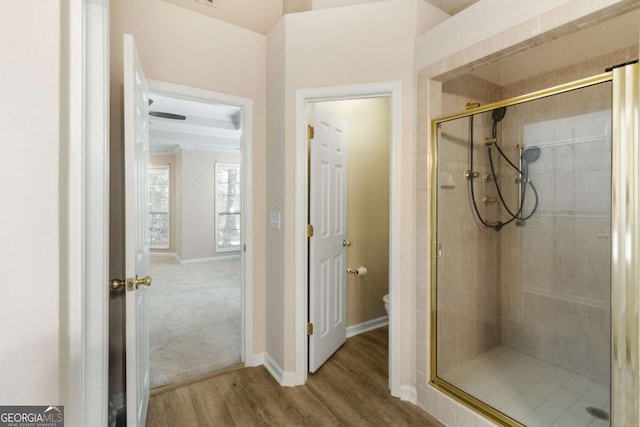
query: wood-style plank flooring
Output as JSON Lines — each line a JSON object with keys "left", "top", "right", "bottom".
{"left": 146, "top": 327, "right": 443, "bottom": 426}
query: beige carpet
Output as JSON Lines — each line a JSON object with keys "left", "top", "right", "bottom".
{"left": 149, "top": 256, "right": 241, "bottom": 388}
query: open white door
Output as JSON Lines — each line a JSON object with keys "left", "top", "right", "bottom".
{"left": 308, "top": 105, "right": 348, "bottom": 373}
{"left": 123, "top": 33, "right": 151, "bottom": 426}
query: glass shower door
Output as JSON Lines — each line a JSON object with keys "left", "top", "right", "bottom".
{"left": 431, "top": 77, "right": 614, "bottom": 427}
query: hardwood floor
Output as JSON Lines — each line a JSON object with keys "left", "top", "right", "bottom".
{"left": 146, "top": 327, "right": 444, "bottom": 426}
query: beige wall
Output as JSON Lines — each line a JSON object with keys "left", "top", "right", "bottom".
{"left": 149, "top": 154, "right": 177, "bottom": 253}
{"left": 318, "top": 98, "right": 391, "bottom": 326}
{"left": 283, "top": 0, "right": 313, "bottom": 14}
{"left": 179, "top": 150, "right": 242, "bottom": 261}
{"left": 265, "top": 0, "right": 448, "bottom": 378}
{"left": 265, "top": 17, "right": 287, "bottom": 369}
{"left": 0, "top": 0, "right": 62, "bottom": 405}
{"left": 110, "top": 0, "right": 266, "bottom": 396}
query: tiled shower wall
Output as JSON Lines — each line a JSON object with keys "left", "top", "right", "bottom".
{"left": 436, "top": 76, "right": 503, "bottom": 375}
{"left": 498, "top": 83, "right": 612, "bottom": 385}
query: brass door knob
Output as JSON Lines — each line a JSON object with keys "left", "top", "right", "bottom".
{"left": 111, "top": 279, "right": 127, "bottom": 290}
{"left": 135, "top": 276, "right": 152, "bottom": 289}
{"left": 110, "top": 276, "right": 152, "bottom": 291}
{"left": 342, "top": 240, "right": 352, "bottom": 247}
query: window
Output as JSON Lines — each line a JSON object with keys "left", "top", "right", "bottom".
{"left": 148, "top": 165, "right": 170, "bottom": 249}
{"left": 215, "top": 162, "right": 241, "bottom": 252}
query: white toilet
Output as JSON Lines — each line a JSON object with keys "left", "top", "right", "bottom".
{"left": 383, "top": 293, "right": 390, "bottom": 315}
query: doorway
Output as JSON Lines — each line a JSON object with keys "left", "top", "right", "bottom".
{"left": 294, "top": 82, "right": 403, "bottom": 396}
{"left": 307, "top": 98, "right": 391, "bottom": 374}
{"left": 146, "top": 80, "right": 255, "bottom": 389}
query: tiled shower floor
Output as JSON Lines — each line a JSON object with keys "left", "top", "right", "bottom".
{"left": 442, "top": 346, "right": 610, "bottom": 427}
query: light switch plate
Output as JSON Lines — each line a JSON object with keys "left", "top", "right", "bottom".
{"left": 269, "top": 212, "right": 281, "bottom": 230}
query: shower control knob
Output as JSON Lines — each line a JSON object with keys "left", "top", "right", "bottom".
{"left": 482, "top": 196, "right": 497, "bottom": 204}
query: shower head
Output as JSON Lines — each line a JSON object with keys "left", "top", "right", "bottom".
{"left": 522, "top": 146, "right": 541, "bottom": 163}
{"left": 491, "top": 107, "right": 507, "bottom": 138}
{"left": 492, "top": 107, "right": 506, "bottom": 123}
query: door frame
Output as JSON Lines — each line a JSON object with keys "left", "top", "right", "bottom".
{"left": 147, "top": 79, "right": 255, "bottom": 365}
{"left": 294, "top": 82, "right": 402, "bottom": 396}
{"left": 64, "top": 0, "right": 110, "bottom": 425}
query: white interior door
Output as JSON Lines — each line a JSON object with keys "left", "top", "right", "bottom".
{"left": 123, "top": 33, "right": 151, "bottom": 427}
{"left": 309, "top": 105, "right": 348, "bottom": 373}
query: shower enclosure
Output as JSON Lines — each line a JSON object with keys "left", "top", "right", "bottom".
{"left": 430, "top": 64, "right": 639, "bottom": 426}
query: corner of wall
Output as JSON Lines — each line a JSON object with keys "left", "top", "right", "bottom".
{"left": 264, "top": 352, "right": 297, "bottom": 387}
{"left": 264, "top": 12, "right": 287, "bottom": 373}
{"left": 400, "top": 384, "right": 418, "bottom": 404}
{"left": 415, "top": 0, "right": 450, "bottom": 36}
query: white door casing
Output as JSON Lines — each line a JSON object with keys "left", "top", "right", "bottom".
{"left": 308, "top": 105, "right": 348, "bottom": 373}
{"left": 123, "top": 33, "right": 151, "bottom": 426}
{"left": 294, "top": 83, "right": 401, "bottom": 395}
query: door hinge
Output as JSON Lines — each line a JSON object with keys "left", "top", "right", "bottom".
{"left": 308, "top": 125, "right": 315, "bottom": 139}
{"left": 307, "top": 224, "right": 314, "bottom": 237}
{"left": 307, "top": 322, "right": 314, "bottom": 335}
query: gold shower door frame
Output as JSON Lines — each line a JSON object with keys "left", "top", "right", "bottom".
{"left": 429, "top": 64, "right": 640, "bottom": 426}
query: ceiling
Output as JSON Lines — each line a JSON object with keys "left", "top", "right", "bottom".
{"left": 149, "top": 94, "right": 242, "bottom": 155}
{"left": 423, "top": 0, "right": 478, "bottom": 15}
{"left": 161, "top": 0, "right": 479, "bottom": 35}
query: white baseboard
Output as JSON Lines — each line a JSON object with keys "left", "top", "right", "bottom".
{"left": 149, "top": 252, "right": 179, "bottom": 260}
{"left": 264, "top": 353, "right": 296, "bottom": 387}
{"left": 251, "top": 352, "right": 265, "bottom": 367}
{"left": 400, "top": 385, "right": 417, "bottom": 404}
{"left": 181, "top": 254, "right": 240, "bottom": 264}
{"left": 346, "top": 315, "right": 389, "bottom": 338}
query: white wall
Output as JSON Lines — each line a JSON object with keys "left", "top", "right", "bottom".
{"left": 265, "top": 0, "right": 448, "bottom": 384}
{"left": 0, "top": 0, "right": 62, "bottom": 405}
